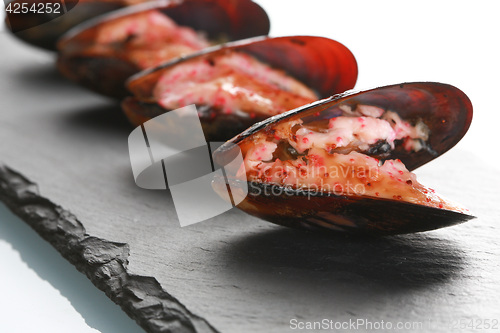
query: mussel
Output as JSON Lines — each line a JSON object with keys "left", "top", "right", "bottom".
{"left": 5, "top": 0, "right": 145, "bottom": 50}
{"left": 124, "top": 35, "right": 358, "bottom": 141}
{"left": 56, "top": 0, "right": 270, "bottom": 98}
{"left": 212, "top": 82, "right": 475, "bottom": 235}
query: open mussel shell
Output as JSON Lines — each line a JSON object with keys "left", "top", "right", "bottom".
{"left": 56, "top": 0, "right": 270, "bottom": 98}
{"left": 213, "top": 82, "right": 474, "bottom": 235}
{"left": 124, "top": 35, "right": 358, "bottom": 141}
{"left": 5, "top": 0, "right": 136, "bottom": 50}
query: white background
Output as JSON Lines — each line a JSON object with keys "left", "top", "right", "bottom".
{"left": 1, "top": 1, "right": 499, "bottom": 332}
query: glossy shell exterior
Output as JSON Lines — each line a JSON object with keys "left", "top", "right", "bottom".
{"left": 5, "top": 0, "right": 135, "bottom": 50}
{"left": 57, "top": 0, "right": 270, "bottom": 98}
{"left": 213, "top": 82, "right": 474, "bottom": 235}
{"left": 124, "top": 35, "right": 358, "bottom": 141}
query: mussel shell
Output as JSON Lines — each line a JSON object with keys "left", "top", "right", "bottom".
{"left": 124, "top": 35, "right": 358, "bottom": 140}
{"left": 57, "top": 0, "right": 271, "bottom": 98}
{"left": 5, "top": 0, "right": 129, "bottom": 50}
{"left": 212, "top": 82, "right": 474, "bottom": 235}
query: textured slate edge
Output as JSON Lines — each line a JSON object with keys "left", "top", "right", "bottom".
{"left": 0, "top": 164, "right": 219, "bottom": 333}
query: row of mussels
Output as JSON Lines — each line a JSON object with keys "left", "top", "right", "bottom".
{"left": 8, "top": 0, "right": 474, "bottom": 235}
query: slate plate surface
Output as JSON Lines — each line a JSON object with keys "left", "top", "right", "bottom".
{"left": 1, "top": 18, "right": 500, "bottom": 333}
